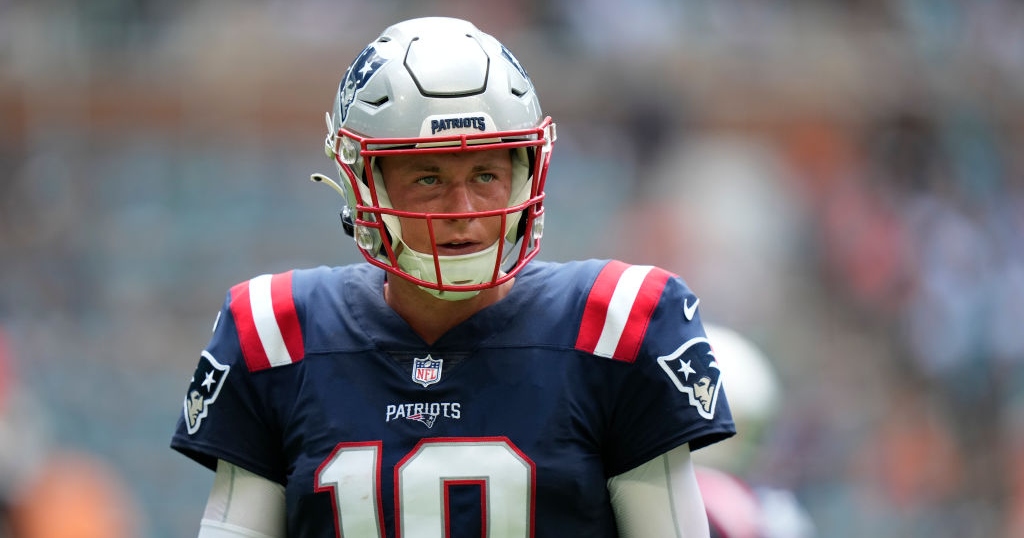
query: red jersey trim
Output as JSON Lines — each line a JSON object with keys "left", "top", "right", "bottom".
{"left": 229, "top": 271, "right": 305, "bottom": 372}
{"left": 575, "top": 261, "right": 673, "bottom": 363}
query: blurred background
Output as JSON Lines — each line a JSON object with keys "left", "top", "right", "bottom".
{"left": 1, "top": 1, "right": 1022, "bottom": 537}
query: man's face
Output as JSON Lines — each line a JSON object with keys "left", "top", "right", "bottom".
{"left": 378, "top": 148, "right": 513, "bottom": 257}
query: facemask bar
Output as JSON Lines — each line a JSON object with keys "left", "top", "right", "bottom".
{"left": 329, "top": 117, "right": 556, "bottom": 293}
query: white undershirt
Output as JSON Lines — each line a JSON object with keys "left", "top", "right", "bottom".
{"left": 197, "top": 443, "right": 708, "bottom": 538}
{"left": 608, "top": 443, "right": 710, "bottom": 538}
{"left": 197, "top": 460, "right": 285, "bottom": 538}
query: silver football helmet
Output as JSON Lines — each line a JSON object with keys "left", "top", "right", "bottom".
{"left": 314, "top": 17, "right": 555, "bottom": 300}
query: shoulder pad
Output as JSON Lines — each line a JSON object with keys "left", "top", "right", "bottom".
{"left": 575, "top": 260, "right": 675, "bottom": 363}
{"left": 229, "top": 271, "right": 305, "bottom": 372}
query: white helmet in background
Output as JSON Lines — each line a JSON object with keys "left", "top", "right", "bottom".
{"left": 315, "top": 17, "right": 555, "bottom": 300}
{"left": 695, "top": 325, "right": 815, "bottom": 537}
{"left": 697, "top": 323, "right": 781, "bottom": 474}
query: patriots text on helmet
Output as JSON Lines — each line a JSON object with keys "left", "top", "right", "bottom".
{"left": 430, "top": 116, "right": 487, "bottom": 135}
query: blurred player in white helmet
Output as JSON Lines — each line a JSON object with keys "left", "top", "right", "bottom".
{"left": 697, "top": 324, "right": 781, "bottom": 475}
{"left": 696, "top": 323, "right": 815, "bottom": 538}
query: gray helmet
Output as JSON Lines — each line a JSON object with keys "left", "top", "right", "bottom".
{"left": 318, "top": 17, "right": 556, "bottom": 299}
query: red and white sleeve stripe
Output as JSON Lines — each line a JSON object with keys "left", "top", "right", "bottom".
{"left": 575, "top": 261, "right": 673, "bottom": 363}
{"left": 229, "top": 271, "right": 305, "bottom": 372}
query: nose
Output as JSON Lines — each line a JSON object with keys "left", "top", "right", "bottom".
{"left": 443, "top": 182, "right": 476, "bottom": 219}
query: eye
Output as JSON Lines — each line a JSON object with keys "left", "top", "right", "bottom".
{"left": 416, "top": 176, "right": 439, "bottom": 186}
{"left": 475, "top": 173, "right": 497, "bottom": 183}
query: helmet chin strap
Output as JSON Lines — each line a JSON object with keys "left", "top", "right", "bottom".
{"left": 396, "top": 240, "right": 502, "bottom": 301}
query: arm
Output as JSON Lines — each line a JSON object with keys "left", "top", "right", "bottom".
{"left": 607, "top": 443, "right": 710, "bottom": 538}
{"left": 197, "top": 460, "right": 286, "bottom": 538}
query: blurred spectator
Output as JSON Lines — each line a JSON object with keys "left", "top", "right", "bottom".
{"left": 0, "top": 329, "right": 51, "bottom": 531}
{"left": 9, "top": 450, "right": 142, "bottom": 538}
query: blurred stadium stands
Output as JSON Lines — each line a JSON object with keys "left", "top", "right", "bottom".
{"left": 1, "top": 1, "right": 1022, "bottom": 537}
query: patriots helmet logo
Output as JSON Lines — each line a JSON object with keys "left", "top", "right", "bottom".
{"left": 500, "top": 44, "right": 531, "bottom": 84}
{"left": 184, "top": 351, "right": 230, "bottom": 434}
{"left": 656, "top": 337, "right": 723, "bottom": 419}
{"left": 338, "top": 45, "right": 386, "bottom": 123}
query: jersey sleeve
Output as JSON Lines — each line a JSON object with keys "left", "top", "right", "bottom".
{"left": 170, "top": 271, "right": 306, "bottom": 484}
{"left": 575, "top": 260, "right": 736, "bottom": 476}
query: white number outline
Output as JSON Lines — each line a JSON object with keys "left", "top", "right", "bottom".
{"left": 315, "top": 436, "right": 536, "bottom": 538}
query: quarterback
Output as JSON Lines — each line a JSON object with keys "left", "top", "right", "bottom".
{"left": 171, "top": 17, "right": 735, "bottom": 538}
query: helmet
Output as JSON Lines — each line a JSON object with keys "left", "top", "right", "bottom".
{"left": 315, "top": 17, "right": 556, "bottom": 300}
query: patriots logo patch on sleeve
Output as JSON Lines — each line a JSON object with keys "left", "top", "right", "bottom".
{"left": 183, "top": 351, "right": 230, "bottom": 434}
{"left": 656, "top": 337, "right": 723, "bottom": 419}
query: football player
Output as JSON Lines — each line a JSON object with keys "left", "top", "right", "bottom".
{"left": 171, "top": 17, "right": 735, "bottom": 538}
{"left": 695, "top": 324, "right": 816, "bottom": 538}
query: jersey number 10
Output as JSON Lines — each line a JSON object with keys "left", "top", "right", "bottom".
{"left": 316, "top": 437, "right": 536, "bottom": 537}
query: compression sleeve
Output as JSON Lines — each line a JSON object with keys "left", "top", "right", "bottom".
{"left": 607, "top": 443, "right": 710, "bottom": 538}
{"left": 197, "top": 460, "right": 286, "bottom": 538}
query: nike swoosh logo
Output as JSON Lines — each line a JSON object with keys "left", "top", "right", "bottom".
{"left": 683, "top": 297, "right": 700, "bottom": 321}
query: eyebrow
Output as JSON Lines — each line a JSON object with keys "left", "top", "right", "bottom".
{"left": 403, "top": 161, "right": 509, "bottom": 173}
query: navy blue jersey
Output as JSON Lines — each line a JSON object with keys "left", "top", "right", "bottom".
{"left": 171, "top": 259, "right": 734, "bottom": 537}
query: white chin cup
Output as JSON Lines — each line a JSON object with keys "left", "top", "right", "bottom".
{"left": 396, "top": 241, "right": 502, "bottom": 300}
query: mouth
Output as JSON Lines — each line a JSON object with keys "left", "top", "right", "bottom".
{"left": 437, "top": 240, "right": 481, "bottom": 256}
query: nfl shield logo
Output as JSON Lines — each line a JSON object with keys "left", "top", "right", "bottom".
{"left": 412, "top": 355, "right": 443, "bottom": 388}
